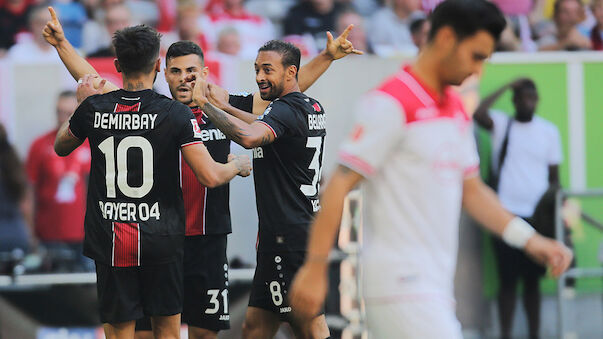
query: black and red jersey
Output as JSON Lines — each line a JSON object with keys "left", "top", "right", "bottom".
{"left": 180, "top": 93, "right": 254, "bottom": 236}
{"left": 69, "top": 89, "right": 203, "bottom": 266}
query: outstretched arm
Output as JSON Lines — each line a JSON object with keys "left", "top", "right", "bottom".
{"left": 43, "top": 6, "right": 119, "bottom": 93}
{"left": 181, "top": 145, "right": 250, "bottom": 188}
{"left": 462, "top": 176, "right": 572, "bottom": 277}
{"left": 190, "top": 74, "right": 275, "bottom": 148}
{"left": 289, "top": 165, "right": 364, "bottom": 319}
{"left": 251, "top": 25, "right": 363, "bottom": 115}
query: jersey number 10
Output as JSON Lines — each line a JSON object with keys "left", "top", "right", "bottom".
{"left": 98, "top": 136, "right": 154, "bottom": 198}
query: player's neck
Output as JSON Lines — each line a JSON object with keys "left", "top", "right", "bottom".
{"left": 412, "top": 53, "right": 445, "bottom": 95}
{"left": 122, "top": 74, "right": 155, "bottom": 92}
{"left": 279, "top": 81, "right": 300, "bottom": 98}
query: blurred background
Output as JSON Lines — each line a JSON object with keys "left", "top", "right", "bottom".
{"left": 1, "top": 0, "right": 603, "bottom": 338}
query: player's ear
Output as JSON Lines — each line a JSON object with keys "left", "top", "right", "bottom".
{"left": 434, "top": 26, "right": 456, "bottom": 52}
{"left": 201, "top": 66, "right": 209, "bottom": 79}
{"left": 154, "top": 58, "right": 161, "bottom": 73}
{"left": 286, "top": 65, "right": 297, "bottom": 81}
{"left": 114, "top": 59, "right": 122, "bottom": 73}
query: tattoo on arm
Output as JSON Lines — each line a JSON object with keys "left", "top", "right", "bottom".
{"left": 202, "top": 103, "right": 251, "bottom": 144}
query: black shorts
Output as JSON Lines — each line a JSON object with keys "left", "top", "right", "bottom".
{"left": 95, "top": 259, "right": 183, "bottom": 324}
{"left": 136, "top": 235, "right": 230, "bottom": 332}
{"left": 249, "top": 251, "right": 322, "bottom": 322}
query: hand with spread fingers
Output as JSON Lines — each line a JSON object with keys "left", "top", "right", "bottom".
{"left": 76, "top": 74, "right": 106, "bottom": 104}
{"left": 325, "top": 24, "right": 364, "bottom": 60}
{"left": 42, "top": 7, "right": 65, "bottom": 47}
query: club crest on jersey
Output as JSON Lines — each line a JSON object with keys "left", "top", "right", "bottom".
{"left": 191, "top": 119, "right": 203, "bottom": 138}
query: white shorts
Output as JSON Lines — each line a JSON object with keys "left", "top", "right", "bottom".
{"left": 364, "top": 295, "right": 462, "bottom": 339}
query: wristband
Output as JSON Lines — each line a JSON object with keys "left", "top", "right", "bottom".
{"left": 502, "top": 217, "right": 536, "bottom": 248}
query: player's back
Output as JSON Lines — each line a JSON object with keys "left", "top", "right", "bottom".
{"left": 69, "top": 89, "right": 201, "bottom": 267}
{"left": 252, "top": 92, "right": 326, "bottom": 252}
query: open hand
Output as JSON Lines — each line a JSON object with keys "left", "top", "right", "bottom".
{"left": 76, "top": 74, "right": 106, "bottom": 104}
{"left": 325, "top": 24, "right": 364, "bottom": 60}
{"left": 42, "top": 7, "right": 65, "bottom": 47}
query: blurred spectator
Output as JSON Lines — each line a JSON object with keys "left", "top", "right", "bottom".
{"left": 0, "top": 123, "right": 32, "bottom": 256}
{"left": 81, "top": 0, "right": 128, "bottom": 55}
{"left": 409, "top": 16, "right": 429, "bottom": 51}
{"left": 591, "top": 0, "right": 603, "bottom": 49}
{"left": 203, "top": 0, "right": 275, "bottom": 59}
{"left": 86, "top": 3, "right": 131, "bottom": 57}
{"left": 26, "top": 91, "right": 92, "bottom": 272}
{"left": 283, "top": 0, "right": 344, "bottom": 50}
{"left": 473, "top": 78, "right": 563, "bottom": 339}
{"left": 368, "top": 0, "right": 423, "bottom": 56}
{"left": 420, "top": 0, "right": 444, "bottom": 12}
{"left": 538, "top": 0, "right": 592, "bottom": 50}
{"left": 336, "top": 0, "right": 380, "bottom": 16}
{"left": 335, "top": 8, "right": 370, "bottom": 54}
{"left": 7, "top": 5, "right": 60, "bottom": 62}
{"left": 216, "top": 26, "right": 241, "bottom": 56}
{"left": 161, "top": 1, "right": 211, "bottom": 55}
{"left": 51, "top": 0, "right": 87, "bottom": 48}
{"left": 0, "top": 0, "right": 32, "bottom": 54}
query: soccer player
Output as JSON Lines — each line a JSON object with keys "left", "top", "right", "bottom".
{"left": 289, "top": 1, "right": 573, "bottom": 338}
{"left": 43, "top": 7, "right": 359, "bottom": 339}
{"left": 188, "top": 40, "right": 330, "bottom": 338}
{"left": 54, "top": 25, "right": 250, "bottom": 339}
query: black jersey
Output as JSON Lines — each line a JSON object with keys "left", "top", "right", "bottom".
{"left": 252, "top": 92, "right": 326, "bottom": 252}
{"left": 181, "top": 93, "right": 254, "bottom": 236}
{"left": 69, "top": 89, "right": 203, "bottom": 266}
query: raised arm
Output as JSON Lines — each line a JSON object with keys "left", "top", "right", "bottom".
{"left": 43, "top": 6, "right": 119, "bottom": 93}
{"left": 251, "top": 25, "right": 363, "bottom": 115}
{"left": 462, "top": 176, "right": 572, "bottom": 277}
{"left": 289, "top": 165, "right": 364, "bottom": 319}
{"left": 474, "top": 78, "right": 525, "bottom": 130}
{"left": 181, "top": 145, "right": 250, "bottom": 188}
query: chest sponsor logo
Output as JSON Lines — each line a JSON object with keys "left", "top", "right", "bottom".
{"left": 253, "top": 147, "right": 264, "bottom": 159}
{"left": 199, "top": 128, "right": 227, "bottom": 142}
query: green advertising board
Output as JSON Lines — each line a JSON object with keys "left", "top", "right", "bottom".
{"left": 478, "top": 56, "right": 603, "bottom": 297}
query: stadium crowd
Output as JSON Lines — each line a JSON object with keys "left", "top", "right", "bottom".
{"left": 0, "top": 0, "right": 602, "bottom": 64}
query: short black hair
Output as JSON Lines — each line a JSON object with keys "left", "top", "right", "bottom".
{"left": 513, "top": 78, "right": 537, "bottom": 97}
{"left": 258, "top": 40, "right": 301, "bottom": 78}
{"left": 166, "top": 41, "right": 205, "bottom": 67}
{"left": 58, "top": 90, "right": 76, "bottom": 99}
{"left": 428, "top": 0, "right": 506, "bottom": 43}
{"left": 112, "top": 25, "right": 161, "bottom": 75}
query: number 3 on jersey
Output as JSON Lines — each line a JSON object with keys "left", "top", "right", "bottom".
{"left": 98, "top": 136, "right": 154, "bottom": 198}
{"left": 300, "top": 136, "right": 323, "bottom": 197}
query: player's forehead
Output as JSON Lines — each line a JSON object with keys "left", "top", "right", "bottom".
{"left": 166, "top": 54, "right": 204, "bottom": 69}
{"left": 254, "top": 51, "right": 283, "bottom": 68}
{"left": 459, "top": 30, "right": 496, "bottom": 57}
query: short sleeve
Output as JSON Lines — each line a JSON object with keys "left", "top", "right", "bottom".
{"left": 461, "top": 125, "right": 480, "bottom": 179}
{"left": 171, "top": 103, "right": 204, "bottom": 148}
{"left": 69, "top": 98, "right": 92, "bottom": 140}
{"left": 229, "top": 93, "right": 254, "bottom": 113}
{"left": 256, "top": 100, "right": 302, "bottom": 139}
{"left": 338, "top": 92, "right": 405, "bottom": 177}
{"left": 548, "top": 124, "right": 563, "bottom": 165}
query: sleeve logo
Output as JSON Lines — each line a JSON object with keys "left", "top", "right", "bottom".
{"left": 191, "top": 119, "right": 203, "bottom": 138}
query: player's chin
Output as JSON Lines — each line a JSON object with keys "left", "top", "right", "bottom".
{"left": 259, "top": 91, "right": 276, "bottom": 101}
